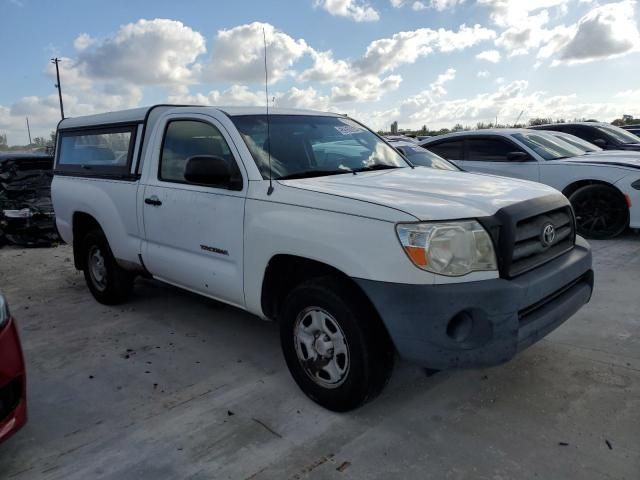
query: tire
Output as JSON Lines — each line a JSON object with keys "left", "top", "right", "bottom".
{"left": 569, "top": 184, "right": 629, "bottom": 240}
{"left": 81, "top": 230, "right": 134, "bottom": 305}
{"left": 279, "top": 276, "right": 394, "bottom": 412}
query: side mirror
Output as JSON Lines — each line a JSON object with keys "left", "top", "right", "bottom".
{"left": 507, "top": 151, "right": 531, "bottom": 162}
{"left": 184, "top": 155, "right": 237, "bottom": 188}
{"left": 592, "top": 138, "right": 607, "bottom": 148}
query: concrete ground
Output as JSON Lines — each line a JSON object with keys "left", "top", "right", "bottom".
{"left": 0, "top": 237, "right": 638, "bottom": 480}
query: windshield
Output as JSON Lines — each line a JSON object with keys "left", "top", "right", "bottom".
{"left": 550, "top": 132, "right": 602, "bottom": 152}
{"left": 595, "top": 125, "right": 640, "bottom": 145}
{"left": 512, "top": 131, "right": 585, "bottom": 160}
{"left": 231, "top": 115, "right": 408, "bottom": 179}
{"left": 397, "top": 145, "right": 459, "bottom": 171}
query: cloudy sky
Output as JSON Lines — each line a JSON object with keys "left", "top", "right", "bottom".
{"left": 1, "top": 0, "right": 639, "bottom": 144}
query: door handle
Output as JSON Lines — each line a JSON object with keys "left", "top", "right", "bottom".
{"left": 144, "top": 196, "right": 162, "bottom": 206}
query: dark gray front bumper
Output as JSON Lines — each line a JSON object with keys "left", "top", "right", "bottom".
{"left": 355, "top": 237, "right": 593, "bottom": 370}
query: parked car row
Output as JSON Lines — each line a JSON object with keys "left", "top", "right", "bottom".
{"left": 419, "top": 124, "right": 640, "bottom": 239}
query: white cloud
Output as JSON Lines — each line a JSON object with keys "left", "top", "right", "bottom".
{"left": 314, "top": 0, "right": 380, "bottom": 22}
{"left": 357, "top": 24, "right": 496, "bottom": 75}
{"left": 73, "top": 33, "right": 95, "bottom": 51}
{"left": 430, "top": 0, "right": 466, "bottom": 10}
{"left": 476, "top": 49, "right": 502, "bottom": 62}
{"left": 486, "top": 0, "right": 640, "bottom": 64}
{"left": 430, "top": 68, "right": 456, "bottom": 96}
{"left": 300, "top": 24, "right": 493, "bottom": 103}
{"left": 391, "top": 0, "right": 465, "bottom": 9}
{"left": 207, "top": 22, "right": 309, "bottom": 84}
{"left": 478, "top": 0, "right": 570, "bottom": 28}
{"left": 477, "top": 70, "right": 490, "bottom": 78}
{"left": 76, "top": 19, "right": 206, "bottom": 85}
{"left": 615, "top": 89, "right": 640, "bottom": 98}
{"left": 555, "top": 1, "right": 640, "bottom": 64}
{"left": 168, "top": 85, "right": 330, "bottom": 111}
{"left": 330, "top": 74, "right": 403, "bottom": 103}
{"left": 386, "top": 78, "right": 640, "bottom": 131}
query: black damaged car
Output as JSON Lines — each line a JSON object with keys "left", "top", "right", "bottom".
{"left": 0, "top": 152, "right": 58, "bottom": 247}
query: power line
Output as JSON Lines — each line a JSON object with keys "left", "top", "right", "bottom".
{"left": 50, "top": 58, "right": 65, "bottom": 120}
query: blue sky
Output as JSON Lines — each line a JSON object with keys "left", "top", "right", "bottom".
{"left": 1, "top": 0, "right": 639, "bottom": 143}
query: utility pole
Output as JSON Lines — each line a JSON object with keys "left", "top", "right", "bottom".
{"left": 26, "top": 117, "right": 32, "bottom": 145}
{"left": 50, "top": 57, "right": 65, "bottom": 119}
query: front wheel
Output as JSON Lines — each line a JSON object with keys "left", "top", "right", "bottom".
{"left": 569, "top": 184, "right": 629, "bottom": 239}
{"left": 280, "top": 276, "right": 394, "bottom": 411}
{"left": 81, "top": 230, "right": 134, "bottom": 305}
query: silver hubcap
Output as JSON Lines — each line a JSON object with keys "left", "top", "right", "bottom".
{"left": 294, "top": 307, "right": 350, "bottom": 388}
{"left": 89, "top": 246, "right": 107, "bottom": 291}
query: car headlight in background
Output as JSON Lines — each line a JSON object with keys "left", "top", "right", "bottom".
{"left": 632, "top": 179, "right": 640, "bottom": 190}
{"left": 396, "top": 220, "right": 497, "bottom": 276}
{"left": 0, "top": 293, "right": 10, "bottom": 330}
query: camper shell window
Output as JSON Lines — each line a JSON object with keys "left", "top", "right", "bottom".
{"left": 56, "top": 124, "right": 138, "bottom": 177}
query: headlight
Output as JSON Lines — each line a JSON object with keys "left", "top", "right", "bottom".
{"left": 632, "top": 179, "right": 640, "bottom": 190}
{"left": 396, "top": 220, "right": 497, "bottom": 276}
{"left": 0, "top": 293, "right": 9, "bottom": 329}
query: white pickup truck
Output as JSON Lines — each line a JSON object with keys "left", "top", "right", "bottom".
{"left": 52, "top": 105, "right": 594, "bottom": 411}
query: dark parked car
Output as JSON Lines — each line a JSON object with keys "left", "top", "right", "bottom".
{"left": 621, "top": 124, "right": 640, "bottom": 136}
{"left": 0, "top": 291, "right": 27, "bottom": 443}
{"left": 529, "top": 122, "right": 640, "bottom": 152}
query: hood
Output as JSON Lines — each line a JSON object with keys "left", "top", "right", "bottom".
{"left": 559, "top": 152, "right": 640, "bottom": 170}
{"left": 281, "top": 167, "right": 563, "bottom": 221}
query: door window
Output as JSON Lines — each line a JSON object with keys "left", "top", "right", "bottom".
{"left": 467, "top": 137, "right": 523, "bottom": 162}
{"left": 159, "top": 120, "right": 241, "bottom": 187}
{"left": 426, "top": 139, "right": 464, "bottom": 160}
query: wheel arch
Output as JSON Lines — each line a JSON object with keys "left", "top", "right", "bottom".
{"left": 562, "top": 179, "right": 623, "bottom": 199}
{"left": 260, "top": 254, "right": 395, "bottom": 348}
{"left": 72, "top": 211, "right": 103, "bottom": 270}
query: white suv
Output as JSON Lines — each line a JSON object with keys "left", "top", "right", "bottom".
{"left": 52, "top": 106, "right": 593, "bottom": 411}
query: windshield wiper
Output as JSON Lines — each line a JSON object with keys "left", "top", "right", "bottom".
{"left": 277, "top": 169, "right": 352, "bottom": 180}
{"left": 351, "top": 164, "right": 401, "bottom": 173}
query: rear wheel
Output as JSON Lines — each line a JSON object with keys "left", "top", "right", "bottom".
{"left": 569, "top": 184, "right": 629, "bottom": 239}
{"left": 280, "top": 276, "right": 394, "bottom": 411}
{"left": 81, "top": 230, "right": 134, "bottom": 305}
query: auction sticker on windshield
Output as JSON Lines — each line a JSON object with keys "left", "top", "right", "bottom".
{"left": 335, "top": 118, "right": 365, "bottom": 135}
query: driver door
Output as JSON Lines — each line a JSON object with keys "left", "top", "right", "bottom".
{"left": 140, "top": 115, "right": 246, "bottom": 307}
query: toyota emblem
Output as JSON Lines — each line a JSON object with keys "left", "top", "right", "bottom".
{"left": 541, "top": 223, "right": 556, "bottom": 247}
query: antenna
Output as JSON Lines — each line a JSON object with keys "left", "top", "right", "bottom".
{"left": 26, "top": 117, "right": 32, "bottom": 145}
{"left": 263, "top": 28, "right": 274, "bottom": 196}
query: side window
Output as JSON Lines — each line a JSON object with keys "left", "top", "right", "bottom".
{"left": 159, "top": 120, "right": 241, "bottom": 188}
{"left": 57, "top": 125, "right": 137, "bottom": 176}
{"left": 571, "top": 126, "right": 607, "bottom": 144}
{"left": 467, "top": 137, "right": 522, "bottom": 162}
{"left": 427, "top": 139, "right": 464, "bottom": 160}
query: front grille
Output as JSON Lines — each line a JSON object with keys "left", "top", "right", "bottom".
{"left": 0, "top": 378, "right": 22, "bottom": 420}
{"left": 509, "top": 207, "right": 575, "bottom": 277}
{"left": 478, "top": 197, "right": 577, "bottom": 279}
